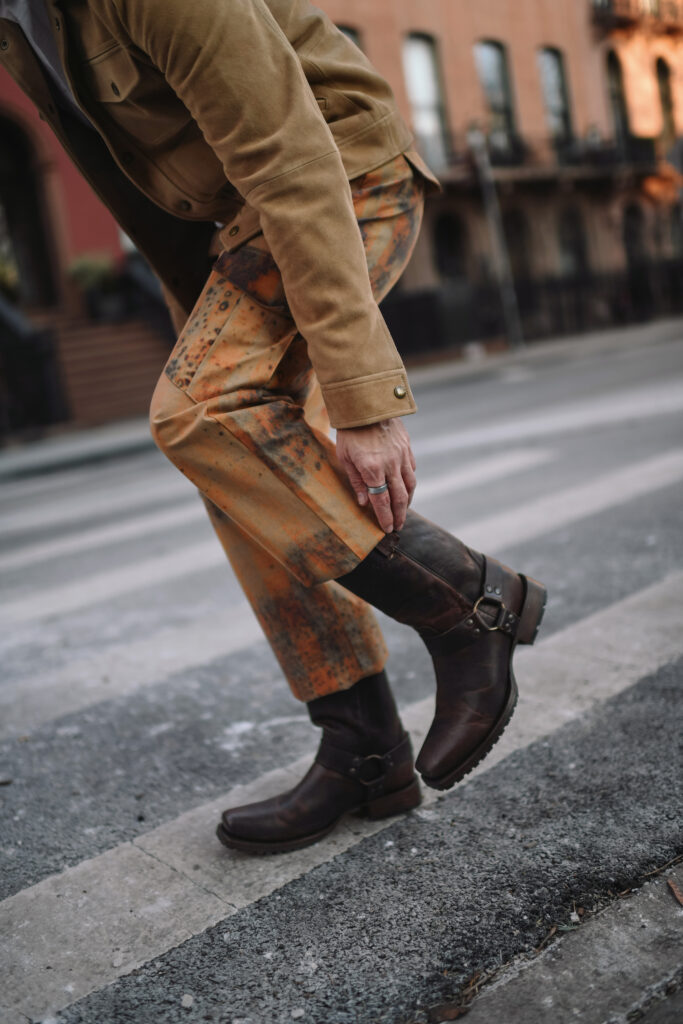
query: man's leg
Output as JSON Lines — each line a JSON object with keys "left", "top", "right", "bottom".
{"left": 151, "top": 154, "right": 424, "bottom": 685}
{"left": 202, "top": 498, "right": 387, "bottom": 701}
{"left": 150, "top": 155, "right": 426, "bottom": 852}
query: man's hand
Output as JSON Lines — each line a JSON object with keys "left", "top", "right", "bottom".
{"left": 336, "top": 419, "right": 417, "bottom": 533}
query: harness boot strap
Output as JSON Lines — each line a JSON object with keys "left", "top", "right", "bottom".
{"left": 316, "top": 732, "right": 414, "bottom": 802}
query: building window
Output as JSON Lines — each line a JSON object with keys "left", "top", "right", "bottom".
{"left": 434, "top": 214, "right": 468, "bottom": 281}
{"left": 337, "top": 25, "right": 362, "bottom": 50}
{"left": 474, "top": 40, "right": 517, "bottom": 140}
{"left": 607, "top": 50, "right": 630, "bottom": 149}
{"left": 537, "top": 48, "right": 573, "bottom": 142}
{"left": 558, "top": 207, "right": 589, "bottom": 277}
{"left": 402, "top": 34, "right": 450, "bottom": 171}
{"left": 656, "top": 58, "right": 676, "bottom": 151}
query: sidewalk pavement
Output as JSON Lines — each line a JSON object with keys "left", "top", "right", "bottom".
{"left": 1, "top": 317, "right": 682, "bottom": 482}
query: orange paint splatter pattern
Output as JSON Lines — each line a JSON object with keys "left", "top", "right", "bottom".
{"left": 155, "top": 155, "right": 423, "bottom": 700}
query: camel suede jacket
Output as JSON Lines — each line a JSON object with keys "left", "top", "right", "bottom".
{"left": 0, "top": 0, "right": 439, "bottom": 427}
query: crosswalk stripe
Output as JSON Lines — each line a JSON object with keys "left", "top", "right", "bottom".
{"left": 2, "top": 570, "right": 682, "bottom": 1022}
{"left": 2, "top": 448, "right": 682, "bottom": 737}
{"left": 2, "top": 449, "right": 682, "bottom": 630}
{"left": 452, "top": 448, "right": 683, "bottom": 551}
{"left": 0, "top": 471, "right": 192, "bottom": 539}
{"left": 412, "top": 379, "right": 683, "bottom": 456}
{"left": 0, "top": 448, "right": 553, "bottom": 573}
{"left": 0, "top": 540, "right": 220, "bottom": 628}
{"left": 415, "top": 447, "right": 552, "bottom": 501}
{"left": 0, "top": 605, "right": 262, "bottom": 739}
{"left": 0, "top": 499, "right": 202, "bottom": 572}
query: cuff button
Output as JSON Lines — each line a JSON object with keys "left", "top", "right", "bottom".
{"left": 394, "top": 385, "right": 407, "bottom": 399}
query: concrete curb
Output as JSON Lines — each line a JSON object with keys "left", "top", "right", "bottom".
{"left": 1, "top": 317, "right": 682, "bottom": 481}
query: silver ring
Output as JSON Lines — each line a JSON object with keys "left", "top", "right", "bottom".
{"left": 367, "top": 482, "right": 389, "bottom": 495}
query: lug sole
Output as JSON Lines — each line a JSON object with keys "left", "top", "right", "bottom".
{"left": 420, "top": 572, "right": 546, "bottom": 792}
{"left": 216, "top": 777, "right": 422, "bottom": 855}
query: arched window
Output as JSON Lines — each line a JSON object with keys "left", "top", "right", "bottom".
{"left": 656, "top": 58, "right": 676, "bottom": 152}
{"left": 607, "top": 50, "right": 630, "bottom": 149}
{"left": 558, "top": 207, "right": 589, "bottom": 277}
{"left": 337, "top": 25, "right": 362, "bottom": 50}
{"left": 402, "top": 34, "right": 449, "bottom": 170}
{"left": 537, "top": 48, "right": 573, "bottom": 142}
{"left": 434, "top": 214, "right": 468, "bottom": 281}
{"left": 474, "top": 40, "right": 517, "bottom": 139}
{"left": 502, "top": 208, "right": 531, "bottom": 282}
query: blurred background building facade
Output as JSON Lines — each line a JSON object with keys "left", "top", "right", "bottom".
{"left": 1, "top": 0, "right": 683, "bottom": 435}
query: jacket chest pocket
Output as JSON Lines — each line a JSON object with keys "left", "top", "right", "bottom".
{"left": 81, "top": 45, "right": 192, "bottom": 148}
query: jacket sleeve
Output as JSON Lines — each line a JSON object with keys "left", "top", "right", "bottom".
{"left": 107, "top": 0, "right": 416, "bottom": 428}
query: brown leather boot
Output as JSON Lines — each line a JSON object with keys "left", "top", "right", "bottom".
{"left": 216, "top": 671, "right": 421, "bottom": 854}
{"left": 336, "top": 512, "right": 547, "bottom": 791}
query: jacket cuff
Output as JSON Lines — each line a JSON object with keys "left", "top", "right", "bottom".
{"left": 321, "top": 370, "right": 417, "bottom": 429}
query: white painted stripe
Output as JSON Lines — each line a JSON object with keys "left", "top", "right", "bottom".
{"left": 2, "top": 449, "right": 682, "bottom": 629}
{"left": 412, "top": 379, "right": 683, "bottom": 457}
{"left": 0, "top": 463, "right": 97, "bottom": 504}
{"left": 0, "top": 605, "right": 262, "bottom": 739}
{"left": 0, "top": 449, "right": 553, "bottom": 573}
{"left": 2, "top": 374, "right": 680, "bottom": 538}
{"left": 1, "top": 540, "right": 221, "bottom": 626}
{"left": 415, "top": 447, "right": 553, "bottom": 502}
{"left": 2, "top": 571, "right": 682, "bottom": 1022}
{"left": 452, "top": 448, "right": 683, "bottom": 551}
{"left": 0, "top": 499, "right": 203, "bottom": 572}
{"left": 0, "top": 471, "right": 193, "bottom": 538}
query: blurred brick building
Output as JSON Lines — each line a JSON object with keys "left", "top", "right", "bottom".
{"left": 1, "top": 0, "right": 683, "bottom": 434}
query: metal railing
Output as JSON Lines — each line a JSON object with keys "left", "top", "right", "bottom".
{"left": 381, "top": 258, "right": 683, "bottom": 355}
{"left": 591, "top": 0, "right": 683, "bottom": 29}
{"left": 415, "top": 129, "right": 660, "bottom": 179}
{"left": 591, "top": 0, "right": 642, "bottom": 24}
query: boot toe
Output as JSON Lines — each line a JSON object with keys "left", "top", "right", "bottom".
{"left": 221, "top": 800, "right": 283, "bottom": 842}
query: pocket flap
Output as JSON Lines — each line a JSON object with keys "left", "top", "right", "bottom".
{"left": 83, "top": 46, "right": 140, "bottom": 103}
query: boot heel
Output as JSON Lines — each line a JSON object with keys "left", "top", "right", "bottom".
{"left": 365, "top": 778, "right": 422, "bottom": 819}
{"left": 518, "top": 576, "right": 547, "bottom": 645}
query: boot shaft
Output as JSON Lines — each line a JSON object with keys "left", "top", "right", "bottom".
{"left": 306, "top": 670, "right": 403, "bottom": 755}
{"left": 337, "top": 511, "right": 485, "bottom": 639}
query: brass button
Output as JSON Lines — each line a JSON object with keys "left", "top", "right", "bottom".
{"left": 228, "top": 225, "right": 239, "bottom": 237}
{"left": 0, "top": 39, "right": 9, "bottom": 51}
{"left": 394, "top": 385, "right": 407, "bottom": 399}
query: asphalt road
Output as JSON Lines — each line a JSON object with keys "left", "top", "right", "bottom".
{"left": 1, "top": 325, "right": 682, "bottom": 1024}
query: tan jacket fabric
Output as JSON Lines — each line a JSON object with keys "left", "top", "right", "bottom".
{"left": 0, "top": 0, "right": 439, "bottom": 427}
